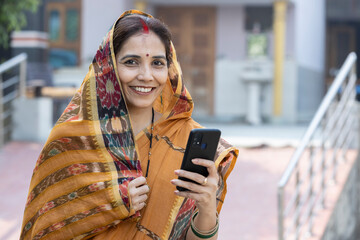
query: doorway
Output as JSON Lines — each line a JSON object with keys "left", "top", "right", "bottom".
{"left": 327, "top": 23, "right": 360, "bottom": 87}
{"left": 156, "top": 7, "right": 216, "bottom": 115}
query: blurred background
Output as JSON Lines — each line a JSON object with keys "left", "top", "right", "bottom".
{"left": 0, "top": 0, "right": 360, "bottom": 239}
{"left": 1, "top": 0, "right": 359, "bottom": 130}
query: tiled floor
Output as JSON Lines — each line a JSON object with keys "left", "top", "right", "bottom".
{"left": 0, "top": 141, "right": 356, "bottom": 240}
{"left": 218, "top": 147, "right": 293, "bottom": 240}
{"left": 0, "top": 142, "right": 43, "bottom": 240}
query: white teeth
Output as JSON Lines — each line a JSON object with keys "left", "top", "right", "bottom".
{"left": 134, "top": 87, "right": 152, "bottom": 93}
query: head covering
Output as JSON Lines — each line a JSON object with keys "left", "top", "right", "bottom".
{"left": 20, "top": 9, "right": 194, "bottom": 240}
{"left": 20, "top": 10, "right": 237, "bottom": 240}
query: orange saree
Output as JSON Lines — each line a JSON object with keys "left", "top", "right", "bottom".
{"left": 20, "top": 10, "right": 238, "bottom": 240}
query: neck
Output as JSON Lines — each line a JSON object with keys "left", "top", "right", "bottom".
{"left": 128, "top": 106, "right": 153, "bottom": 136}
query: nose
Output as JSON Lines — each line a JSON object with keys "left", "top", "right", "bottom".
{"left": 138, "top": 63, "right": 154, "bottom": 81}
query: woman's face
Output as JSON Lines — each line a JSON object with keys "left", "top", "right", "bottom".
{"left": 116, "top": 31, "right": 168, "bottom": 112}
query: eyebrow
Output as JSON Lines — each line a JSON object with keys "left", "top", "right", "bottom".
{"left": 152, "top": 55, "right": 166, "bottom": 60}
{"left": 120, "top": 54, "right": 140, "bottom": 61}
{"left": 120, "top": 54, "right": 166, "bottom": 61}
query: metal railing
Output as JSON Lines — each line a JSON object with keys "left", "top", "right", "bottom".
{"left": 278, "top": 52, "right": 359, "bottom": 240}
{"left": 0, "top": 53, "right": 27, "bottom": 148}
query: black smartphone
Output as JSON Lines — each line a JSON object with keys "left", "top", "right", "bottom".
{"left": 177, "top": 128, "right": 221, "bottom": 191}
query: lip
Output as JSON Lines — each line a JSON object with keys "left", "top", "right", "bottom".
{"left": 129, "top": 86, "right": 156, "bottom": 95}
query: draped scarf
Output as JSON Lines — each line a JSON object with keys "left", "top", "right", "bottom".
{"left": 20, "top": 10, "right": 238, "bottom": 240}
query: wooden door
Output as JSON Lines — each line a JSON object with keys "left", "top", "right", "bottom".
{"left": 156, "top": 7, "right": 216, "bottom": 115}
{"left": 327, "top": 25, "right": 356, "bottom": 86}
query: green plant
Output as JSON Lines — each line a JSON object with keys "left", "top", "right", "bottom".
{"left": 0, "top": 0, "right": 40, "bottom": 48}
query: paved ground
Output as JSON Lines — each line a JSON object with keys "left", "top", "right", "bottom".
{"left": 0, "top": 124, "right": 355, "bottom": 240}
{"left": 204, "top": 123, "right": 308, "bottom": 148}
{"left": 0, "top": 137, "right": 296, "bottom": 240}
{"left": 218, "top": 146, "right": 294, "bottom": 240}
{"left": 0, "top": 142, "right": 42, "bottom": 240}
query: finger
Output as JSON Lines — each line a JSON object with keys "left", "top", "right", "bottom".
{"left": 129, "top": 179, "right": 147, "bottom": 198}
{"left": 139, "top": 201, "right": 146, "bottom": 210}
{"left": 174, "top": 190, "right": 205, "bottom": 202}
{"left": 129, "top": 185, "right": 149, "bottom": 201}
{"left": 136, "top": 184, "right": 150, "bottom": 195}
{"left": 138, "top": 193, "right": 148, "bottom": 203}
{"left": 130, "top": 176, "right": 147, "bottom": 188}
{"left": 171, "top": 179, "right": 202, "bottom": 193}
{"left": 174, "top": 169, "right": 204, "bottom": 185}
{"left": 192, "top": 158, "right": 217, "bottom": 176}
{"left": 133, "top": 201, "right": 147, "bottom": 211}
{"left": 131, "top": 193, "right": 148, "bottom": 210}
{"left": 132, "top": 193, "right": 148, "bottom": 205}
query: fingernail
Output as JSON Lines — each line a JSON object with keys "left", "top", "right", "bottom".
{"left": 174, "top": 170, "right": 180, "bottom": 175}
{"left": 170, "top": 179, "right": 176, "bottom": 184}
{"left": 174, "top": 190, "right": 179, "bottom": 194}
{"left": 192, "top": 159, "right": 198, "bottom": 163}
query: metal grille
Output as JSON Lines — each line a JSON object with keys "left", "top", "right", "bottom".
{"left": 0, "top": 53, "right": 27, "bottom": 148}
{"left": 278, "top": 52, "right": 359, "bottom": 240}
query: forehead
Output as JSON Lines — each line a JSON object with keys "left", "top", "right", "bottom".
{"left": 118, "top": 31, "right": 165, "bottom": 55}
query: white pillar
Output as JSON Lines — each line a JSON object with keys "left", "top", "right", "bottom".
{"left": 13, "top": 97, "right": 53, "bottom": 142}
{"left": 246, "top": 82, "right": 262, "bottom": 125}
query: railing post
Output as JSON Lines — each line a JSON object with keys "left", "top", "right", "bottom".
{"left": 19, "top": 56, "right": 27, "bottom": 97}
{"left": 278, "top": 187, "right": 285, "bottom": 240}
{"left": 0, "top": 74, "right": 3, "bottom": 148}
{"left": 353, "top": 63, "right": 359, "bottom": 151}
{"left": 307, "top": 145, "right": 315, "bottom": 236}
{"left": 330, "top": 115, "right": 338, "bottom": 184}
{"left": 320, "top": 117, "right": 327, "bottom": 208}
{"left": 295, "top": 169, "right": 300, "bottom": 240}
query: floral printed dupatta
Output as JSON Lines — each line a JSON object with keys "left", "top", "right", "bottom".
{"left": 20, "top": 9, "right": 238, "bottom": 240}
{"left": 20, "top": 10, "right": 169, "bottom": 240}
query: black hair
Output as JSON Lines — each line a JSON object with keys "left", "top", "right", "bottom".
{"left": 113, "top": 15, "right": 172, "bottom": 65}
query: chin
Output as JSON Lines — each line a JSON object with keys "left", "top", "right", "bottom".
{"left": 129, "top": 101, "right": 156, "bottom": 110}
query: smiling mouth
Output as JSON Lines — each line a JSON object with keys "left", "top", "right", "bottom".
{"left": 131, "top": 86, "right": 155, "bottom": 93}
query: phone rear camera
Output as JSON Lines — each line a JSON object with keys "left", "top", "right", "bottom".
{"left": 193, "top": 133, "right": 203, "bottom": 146}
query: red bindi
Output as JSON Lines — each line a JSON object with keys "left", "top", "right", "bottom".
{"left": 146, "top": 53, "right": 149, "bottom": 57}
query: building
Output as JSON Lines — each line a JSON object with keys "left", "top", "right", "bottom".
{"left": 326, "top": 0, "right": 360, "bottom": 87}
{"left": 12, "top": 0, "right": 355, "bottom": 125}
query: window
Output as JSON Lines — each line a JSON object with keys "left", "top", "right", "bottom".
{"left": 66, "top": 9, "right": 79, "bottom": 41}
{"left": 245, "top": 6, "right": 273, "bottom": 32}
{"left": 49, "top": 10, "right": 60, "bottom": 41}
{"left": 46, "top": 0, "right": 81, "bottom": 68}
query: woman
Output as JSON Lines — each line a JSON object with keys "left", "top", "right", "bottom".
{"left": 20, "top": 10, "right": 238, "bottom": 240}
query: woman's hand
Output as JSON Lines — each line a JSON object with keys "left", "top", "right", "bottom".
{"left": 128, "top": 176, "right": 150, "bottom": 212}
{"left": 171, "top": 159, "right": 219, "bottom": 239}
{"left": 171, "top": 158, "right": 219, "bottom": 212}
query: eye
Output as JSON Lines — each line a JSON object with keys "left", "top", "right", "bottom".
{"left": 153, "top": 60, "right": 166, "bottom": 67}
{"left": 123, "top": 59, "right": 138, "bottom": 66}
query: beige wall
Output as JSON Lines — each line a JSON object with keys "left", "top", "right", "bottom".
{"left": 216, "top": 6, "right": 246, "bottom": 61}
{"left": 81, "top": 0, "right": 133, "bottom": 65}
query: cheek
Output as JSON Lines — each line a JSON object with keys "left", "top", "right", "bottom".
{"left": 117, "top": 66, "right": 133, "bottom": 85}
{"left": 157, "top": 70, "right": 169, "bottom": 86}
